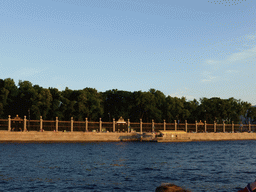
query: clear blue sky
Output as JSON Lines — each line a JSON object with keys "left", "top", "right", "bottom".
{"left": 1, "top": 0, "right": 255, "bottom": 104}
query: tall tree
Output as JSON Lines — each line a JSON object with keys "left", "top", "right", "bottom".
{"left": 76, "top": 88, "right": 103, "bottom": 121}
{"left": 184, "top": 99, "right": 199, "bottom": 123}
{"left": 102, "top": 89, "right": 133, "bottom": 121}
{"left": 0, "top": 78, "right": 18, "bottom": 118}
{"left": 47, "top": 88, "right": 62, "bottom": 120}
{"left": 149, "top": 89, "right": 165, "bottom": 122}
{"left": 31, "top": 86, "right": 52, "bottom": 119}
{"left": 130, "top": 91, "right": 157, "bottom": 122}
{"left": 18, "top": 80, "right": 38, "bottom": 118}
{"left": 59, "top": 87, "right": 77, "bottom": 120}
{"left": 239, "top": 101, "right": 253, "bottom": 124}
{"left": 247, "top": 106, "right": 256, "bottom": 124}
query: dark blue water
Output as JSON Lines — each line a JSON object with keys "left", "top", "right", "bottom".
{"left": 0, "top": 141, "right": 255, "bottom": 191}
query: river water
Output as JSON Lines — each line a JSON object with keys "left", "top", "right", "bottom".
{"left": 0, "top": 141, "right": 255, "bottom": 191}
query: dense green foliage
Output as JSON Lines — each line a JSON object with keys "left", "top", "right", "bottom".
{"left": 0, "top": 78, "right": 255, "bottom": 123}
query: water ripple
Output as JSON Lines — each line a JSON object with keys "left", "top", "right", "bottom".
{"left": 0, "top": 141, "right": 255, "bottom": 191}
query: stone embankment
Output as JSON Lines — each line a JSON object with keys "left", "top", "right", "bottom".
{"left": 1, "top": 130, "right": 256, "bottom": 142}
{"left": 0, "top": 131, "right": 140, "bottom": 142}
{"left": 157, "top": 131, "right": 256, "bottom": 142}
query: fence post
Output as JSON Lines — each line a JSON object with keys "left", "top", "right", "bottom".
{"left": 113, "top": 118, "right": 115, "bottom": 132}
{"left": 164, "top": 120, "right": 166, "bottom": 131}
{"left": 71, "top": 117, "right": 73, "bottom": 132}
{"left": 214, "top": 121, "right": 216, "bottom": 132}
{"left": 128, "top": 119, "right": 130, "bottom": 133}
{"left": 99, "top": 118, "right": 102, "bottom": 132}
{"left": 56, "top": 117, "right": 58, "bottom": 132}
{"left": 195, "top": 121, "right": 198, "bottom": 133}
{"left": 249, "top": 121, "right": 251, "bottom": 132}
{"left": 223, "top": 121, "right": 225, "bottom": 133}
{"left": 152, "top": 119, "right": 154, "bottom": 132}
{"left": 140, "top": 119, "right": 142, "bottom": 134}
{"left": 40, "top": 116, "right": 43, "bottom": 131}
{"left": 85, "top": 118, "right": 88, "bottom": 132}
{"left": 8, "top": 115, "right": 11, "bottom": 131}
{"left": 24, "top": 116, "right": 27, "bottom": 132}
{"left": 204, "top": 121, "right": 207, "bottom": 132}
{"left": 232, "top": 121, "right": 234, "bottom": 133}
{"left": 175, "top": 120, "right": 177, "bottom": 131}
{"left": 185, "top": 120, "right": 187, "bottom": 133}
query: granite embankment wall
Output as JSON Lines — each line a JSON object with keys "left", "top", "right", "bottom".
{"left": 0, "top": 131, "right": 139, "bottom": 142}
{"left": 159, "top": 132, "right": 256, "bottom": 142}
{"left": 1, "top": 131, "right": 256, "bottom": 142}
{"left": 187, "top": 132, "right": 256, "bottom": 141}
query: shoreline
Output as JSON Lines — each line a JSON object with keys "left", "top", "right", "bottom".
{"left": 1, "top": 131, "right": 256, "bottom": 143}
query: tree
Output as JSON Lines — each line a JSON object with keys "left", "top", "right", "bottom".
{"left": 184, "top": 99, "right": 199, "bottom": 123}
{"left": 163, "top": 96, "right": 175, "bottom": 123}
{"left": 130, "top": 91, "right": 158, "bottom": 122}
{"left": 0, "top": 78, "right": 18, "bottom": 118}
{"left": 102, "top": 89, "right": 133, "bottom": 121}
{"left": 247, "top": 106, "right": 256, "bottom": 124}
{"left": 34, "top": 87, "right": 52, "bottom": 119}
{"left": 47, "top": 88, "right": 62, "bottom": 120}
{"left": 149, "top": 89, "right": 165, "bottom": 122}
{"left": 226, "top": 97, "right": 241, "bottom": 124}
{"left": 59, "top": 87, "right": 103, "bottom": 121}
{"left": 239, "top": 101, "right": 253, "bottom": 124}
{"left": 16, "top": 81, "right": 53, "bottom": 119}
{"left": 76, "top": 88, "right": 103, "bottom": 121}
{"left": 0, "top": 79, "right": 8, "bottom": 118}
{"left": 164, "top": 96, "right": 190, "bottom": 123}
{"left": 59, "top": 87, "right": 77, "bottom": 120}
{"left": 17, "top": 80, "right": 38, "bottom": 118}
{"left": 1, "top": 78, "right": 255, "bottom": 124}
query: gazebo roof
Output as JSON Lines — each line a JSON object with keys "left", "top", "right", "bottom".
{"left": 13, "top": 115, "right": 22, "bottom": 120}
{"left": 116, "top": 116, "right": 127, "bottom": 124}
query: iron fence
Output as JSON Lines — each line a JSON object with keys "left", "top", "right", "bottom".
{"left": 166, "top": 123, "right": 175, "bottom": 130}
{"left": 234, "top": 124, "right": 241, "bottom": 132}
{"left": 154, "top": 123, "right": 164, "bottom": 132}
{"left": 142, "top": 123, "right": 152, "bottom": 132}
{"left": 130, "top": 122, "right": 140, "bottom": 132}
{"left": 225, "top": 124, "right": 232, "bottom": 132}
{"left": 2, "top": 116, "right": 256, "bottom": 133}
{"left": 58, "top": 121, "right": 71, "bottom": 132}
{"left": 102, "top": 122, "right": 113, "bottom": 132}
{"left": 27, "top": 120, "right": 39, "bottom": 131}
{"left": 207, "top": 124, "right": 214, "bottom": 132}
{"left": 43, "top": 120, "right": 55, "bottom": 131}
{"left": 73, "top": 121, "right": 86, "bottom": 132}
{"left": 88, "top": 122, "right": 100, "bottom": 132}
{"left": 177, "top": 123, "right": 185, "bottom": 131}
{"left": 216, "top": 124, "right": 224, "bottom": 132}
{"left": 0, "top": 119, "right": 8, "bottom": 131}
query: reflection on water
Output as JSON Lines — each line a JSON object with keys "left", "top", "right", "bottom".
{"left": 0, "top": 141, "right": 255, "bottom": 191}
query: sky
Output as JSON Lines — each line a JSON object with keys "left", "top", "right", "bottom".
{"left": 0, "top": 0, "right": 255, "bottom": 104}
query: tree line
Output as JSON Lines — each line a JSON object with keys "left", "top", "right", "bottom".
{"left": 0, "top": 78, "right": 255, "bottom": 124}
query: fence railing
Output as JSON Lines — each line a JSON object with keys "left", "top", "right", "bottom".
{"left": 1, "top": 116, "right": 255, "bottom": 133}
{"left": 0, "top": 119, "right": 8, "bottom": 131}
